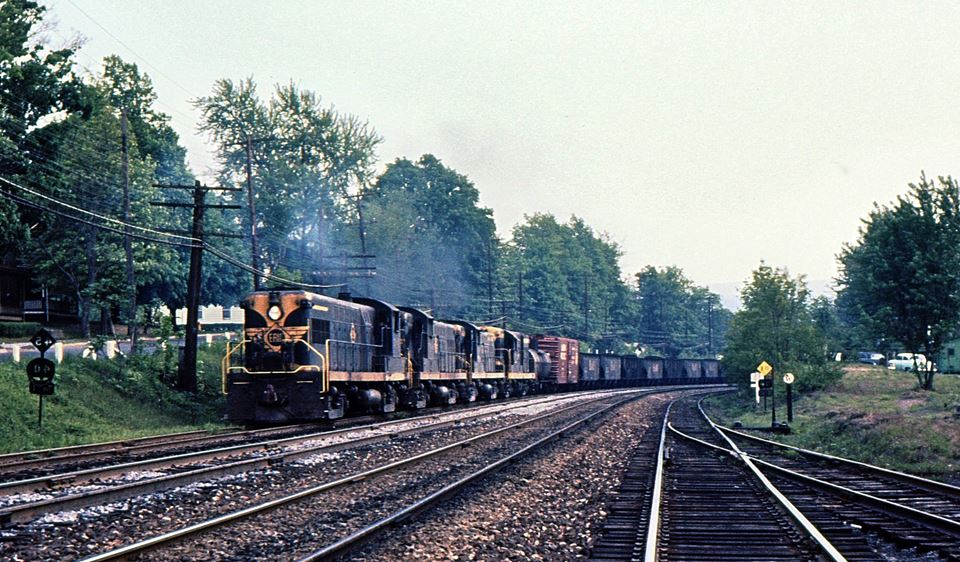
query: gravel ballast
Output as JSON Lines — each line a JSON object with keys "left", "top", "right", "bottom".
{"left": 348, "top": 392, "right": 675, "bottom": 561}
{"left": 1, "top": 392, "right": 635, "bottom": 561}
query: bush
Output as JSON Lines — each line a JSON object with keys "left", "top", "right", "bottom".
{"left": 0, "top": 322, "right": 40, "bottom": 338}
{"left": 792, "top": 362, "right": 844, "bottom": 392}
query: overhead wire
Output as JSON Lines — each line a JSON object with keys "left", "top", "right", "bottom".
{"left": 0, "top": 176, "right": 200, "bottom": 243}
{"left": 0, "top": 187, "right": 199, "bottom": 248}
{"left": 0, "top": 178, "right": 345, "bottom": 289}
{"left": 64, "top": 0, "right": 199, "bottom": 100}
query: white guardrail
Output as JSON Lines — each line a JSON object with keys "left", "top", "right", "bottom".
{"left": 0, "top": 332, "right": 235, "bottom": 364}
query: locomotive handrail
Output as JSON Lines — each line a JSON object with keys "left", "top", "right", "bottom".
{"left": 222, "top": 338, "right": 328, "bottom": 393}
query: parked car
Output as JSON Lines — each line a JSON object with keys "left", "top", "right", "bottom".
{"left": 857, "top": 351, "right": 885, "bottom": 365}
{"left": 887, "top": 353, "right": 935, "bottom": 372}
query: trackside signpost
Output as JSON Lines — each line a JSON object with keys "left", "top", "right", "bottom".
{"left": 757, "top": 360, "right": 775, "bottom": 424}
{"left": 27, "top": 328, "right": 57, "bottom": 428}
{"left": 783, "top": 372, "right": 795, "bottom": 422}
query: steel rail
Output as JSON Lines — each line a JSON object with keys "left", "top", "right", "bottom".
{"left": 641, "top": 398, "right": 673, "bottom": 561}
{"left": 672, "top": 414, "right": 960, "bottom": 540}
{"left": 0, "top": 391, "right": 592, "bottom": 497}
{"left": 667, "top": 422, "right": 847, "bottom": 562}
{"left": 78, "top": 391, "right": 643, "bottom": 562}
{"left": 297, "top": 395, "right": 640, "bottom": 562}
{"left": 0, "top": 424, "right": 318, "bottom": 475}
{"left": 2, "top": 391, "right": 635, "bottom": 526}
{"left": 0, "top": 429, "right": 213, "bottom": 466}
{"left": 716, "top": 424, "right": 960, "bottom": 499}
{"left": 749, "top": 456, "right": 960, "bottom": 538}
{"left": 668, "top": 398, "right": 847, "bottom": 562}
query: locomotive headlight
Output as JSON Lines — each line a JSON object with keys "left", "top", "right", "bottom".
{"left": 267, "top": 304, "right": 283, "bottom": 321}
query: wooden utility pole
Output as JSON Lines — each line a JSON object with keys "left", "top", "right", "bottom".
{"left": 353, "top": 189, "right": 371, "bottom": 295}
{"left": 707, "top": 301, "right": 714, "bottom": 355}
{"left": 487, "top": 240, "right": 494, "bottom": 316}
{"left": 120, "top": 108, "right": 138, "bottom": 352}
{"left": 245, "top": 136, "right": 261, "bottom": 290}
{"left": 517, "top": 270, "right": 523, "bottom": 322}
{"left": 152, "top": 181, "right": 241, "bottom": 392}
{"left": 583, "top": 273, "right": 589, "bottom": 339}
{"left": 182, "top": 181, "right": 205, "bottom": 391}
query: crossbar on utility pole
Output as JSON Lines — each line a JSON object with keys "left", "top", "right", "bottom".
{"left": 150, "top": 180, "right": 237, "bottom": 392}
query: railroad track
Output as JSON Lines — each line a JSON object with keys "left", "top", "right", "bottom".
{"left": 70, "top": 390, "right": 646, "bottom": 561}
{"left": 592, "top": 394, "right": 873, "bottom": 561}
{"left": 0, "top": 406, "right": 468, "bottom": 479}
{"left": 592, "top": 393, "right": 960, "bottom": 561}
{"left": 0, "top": 389, "right": 638, "bottom": 530}
{"left": 718, "top": 424, "right": 960, "bottom": 559}
{"left": 0, "top": 423, "right": 323, "bottom": 478}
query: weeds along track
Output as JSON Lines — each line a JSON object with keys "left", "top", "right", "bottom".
{"left": 20, "top": 390, "right": 644, "bottom": 561}
{"left": 0, "top": 389, "right": 646, "bottom": 560}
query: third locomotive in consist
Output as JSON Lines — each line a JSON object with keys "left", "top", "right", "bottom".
{"left": 222, "top": 289, "right": 722, "bottom": 423}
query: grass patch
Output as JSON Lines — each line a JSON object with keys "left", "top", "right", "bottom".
{"left": 704, "top": 366, "right": 960, "bottom": 479}
{"left": 0, "top": 343, "right": 230, "bottom": 454}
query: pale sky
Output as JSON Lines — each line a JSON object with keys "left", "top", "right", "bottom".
{"left": 43, "top": 1, "right": 960, "bottom": 300}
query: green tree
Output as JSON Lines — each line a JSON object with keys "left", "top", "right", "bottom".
{"left": 362, "top": 155, "right": 496, "bottom": 317}
{"left": 0, "top": 0, "right": 87, "bottom": 250}
{"left": 632, "top": 266, "right": 728, "bottom": 358}
{"left": 724, "top": 264, "right": 839, "bottom": 391}
{"left": 29, "top": 108, "right": 157, "bottom": 337}
{"left": 195, "top": 78, "right": 381, "bottom": 288}
{"left": 837, "top": 174, "right": 960, "bottom": 390}
{"left": 503, "top": 213, "right": 630, "bottom": 348}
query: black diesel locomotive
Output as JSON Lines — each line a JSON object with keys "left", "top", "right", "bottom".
{"left": 222, "top": 289, "right": 722, "bottom": 423}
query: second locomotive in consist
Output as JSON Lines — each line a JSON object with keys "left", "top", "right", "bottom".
{"left": 223, "top": 289, "right": 721, "bottom": 423}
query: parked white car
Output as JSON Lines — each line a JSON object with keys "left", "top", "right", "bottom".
{"left": 887, "top": 353, "right": 935, "bottom": 372}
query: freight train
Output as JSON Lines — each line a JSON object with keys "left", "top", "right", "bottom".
{"left": 222, "top": 289, "right": 722, "bottom": 423}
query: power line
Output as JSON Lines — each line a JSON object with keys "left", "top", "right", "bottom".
{"left": 0, "top": 176, "right": 200, "bottom": 243}
{"left": 1, "top": 178, "right": 344, "bottom": 290}
{"left": 0, "top": 188, "right": 198, "bottom": 248}
{"left": 65, "top": 0, "right": 198, "bottom": 99}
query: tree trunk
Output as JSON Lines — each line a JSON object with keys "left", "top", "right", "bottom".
{"left": 78, "top": 289, "right": 90, "bottom": 339}
{"left": 83, "top": 231, "right": 98, "bottom": 337}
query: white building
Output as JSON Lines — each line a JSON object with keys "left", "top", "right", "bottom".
{"left": 173, "top": 304, "right": 245, "bottom": 327}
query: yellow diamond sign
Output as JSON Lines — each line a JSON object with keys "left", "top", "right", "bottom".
{"left": 757, "top": 361, "right": 773, "bottom": 376}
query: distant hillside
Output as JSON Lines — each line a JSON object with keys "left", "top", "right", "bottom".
{"left": 708, "top": 278, "right": 835, "bottom": 312}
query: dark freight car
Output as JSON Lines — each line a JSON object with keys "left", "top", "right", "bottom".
{"left": 621, "top": 355, "right": 642, "bottom": 383}
{"left": 701, "top": 358, "right": 721, "bottom": 380}
{"left": 641, "top": 356, "right": 665, "bottom": 384}
{"left": 599, "top": 355, "right": 622, "bottom": 384}
{"left": 580, "top": 352, "right": 601, "bottom": 383}
{"left": 664, "top": 358, "right": 702, "bottom": 383}
{"left": 683, "top": 359, "right": 703, "bottom": 381}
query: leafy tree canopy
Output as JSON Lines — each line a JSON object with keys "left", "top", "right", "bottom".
{"left": 837, "top": 173, "right": 960, "bottom": 389}
{"left": 724, "top": 263, "right": 840, "bottom": 391}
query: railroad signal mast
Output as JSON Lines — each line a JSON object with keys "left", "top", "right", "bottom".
{"left": 26, "top": 328, "right": 57, "bottom": 427}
